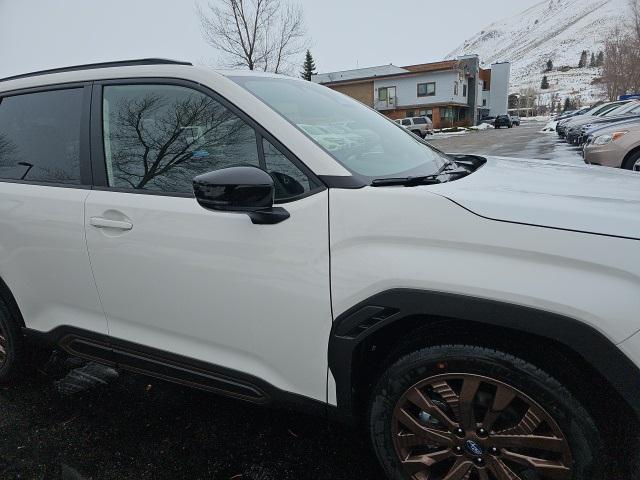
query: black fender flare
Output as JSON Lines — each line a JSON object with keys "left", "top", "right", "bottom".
{"left": 328, "top": 289, "right": 640, "bottom": 419}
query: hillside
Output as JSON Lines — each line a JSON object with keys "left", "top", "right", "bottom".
{"left": 447, "top": 0, "right": 630, "bottom": 106}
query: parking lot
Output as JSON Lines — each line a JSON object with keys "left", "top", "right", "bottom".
{"left": 0, "top": 120, "right": 635, "bottom": 480}
{"left": 428, "top": 120, "right": 585, "bottom": 165}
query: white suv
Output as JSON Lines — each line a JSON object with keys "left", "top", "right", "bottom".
{"left": 395, "top": 116, "right": 434, "bottom": 138}
{"left": 1, "top": 59, "right": 639, "bottom": 480}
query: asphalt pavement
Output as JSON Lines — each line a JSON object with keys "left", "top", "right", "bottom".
{"left": 428, "top": 120, "right": 584, "bottom": 165}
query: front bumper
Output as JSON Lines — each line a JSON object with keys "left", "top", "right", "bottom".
{"left": 583, "top": 143, "right": 625, "bottom": 168}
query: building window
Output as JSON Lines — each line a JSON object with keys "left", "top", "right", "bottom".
{"left": 454, "top": 82, "right": 459, "bottom": 96}
{"left": 378, "top": 87, "right": 388, "bottom": 101}
{"left": 463, "top": 84, "right": 468, "bottom": 97}
{"left": 406, "top": 110, "right": 415, "bottom": 118}
{"left": 419, "top": 109, "right": 433, "bottom": 120}
{"left": 417, "top": 82, "right": 436, "bottom": 97}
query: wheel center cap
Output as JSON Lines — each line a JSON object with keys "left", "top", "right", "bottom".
{"left": 464, "top": 439, "right": 484, "bottom": 456}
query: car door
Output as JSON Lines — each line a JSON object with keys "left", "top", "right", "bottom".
{"left": 84, "top": 81, "right": 331, "bottom": 401}
{"left": 0, "top": 85, "right": 106, "bottom": 336}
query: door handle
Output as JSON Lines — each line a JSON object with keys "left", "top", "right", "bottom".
{"left": 90, "top": 217, "right": 133, "bottom": 231}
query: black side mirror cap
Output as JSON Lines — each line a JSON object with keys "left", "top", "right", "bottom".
{"left": 193, "top": 166, "right": 289, "bottom": 225}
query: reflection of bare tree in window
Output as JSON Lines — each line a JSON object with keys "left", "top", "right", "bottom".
{"left": 108, "top": 92, "right": 254, "bottom": 191}
{"left": 0, "top": 133, "right": 17, "bottom": 166}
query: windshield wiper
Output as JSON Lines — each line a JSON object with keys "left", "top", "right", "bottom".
{"left": 371, "top": 175, "right": 443, "bottom": 187}
{"left": 371, "top": 160, "right": 462, "bottom": 187}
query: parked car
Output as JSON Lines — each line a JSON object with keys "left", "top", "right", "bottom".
{"left": 395, "top": 116, "right": 434, "bottom": 138}
{"left": 1, "top": 59, "right": 640, "bottom": 480}
{"left": 553, "top": 106, "right": 592, "bottom": 122}
{"left": 582, "top": 116, "right": 640, "bottom": 147}
{"left": 584, "top": 123, "right": 640, "bottom": 171}
{"left": 565, "top": 101, "right": 640, "bottom": 145}
{"left": 557, "top": 101, "right": 630, "bottom": 137}
{"left": 494, "top": 114, "right": 513, "bottom": 128}
{"left": 510, "top": 115, "right": 521, "bottom": 126}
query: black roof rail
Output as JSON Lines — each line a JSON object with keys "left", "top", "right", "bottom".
{"left": 0, "top": 58, "right": 193, "bottom": 83}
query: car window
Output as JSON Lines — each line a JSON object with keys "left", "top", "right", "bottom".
{"left": 401, "top": 119, "right": 412, "bottom": 126}
{"left": 102, "top": 84, "right": 260, "bottom": 194}
{"left": 0, "top": 88, "right": 83, "bottom": 184}
{"left": 262, "top": 139, "right": 318, "bottom": 201}
{"left": 412, "top": 117, "right": 428, "bottom": 125}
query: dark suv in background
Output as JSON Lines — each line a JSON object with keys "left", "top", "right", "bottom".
{"left": 494, "top": 115, "right": 513, "bottom": 128}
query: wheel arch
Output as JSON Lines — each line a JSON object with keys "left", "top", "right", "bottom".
{"left": 622, "top": 145, "right": 640, "bottom": 169}
{"left": 0, "top": 274, "right": 25, "bottom": 329}
{"left": 328, "top": 289, "right": 640, "bottom": 423}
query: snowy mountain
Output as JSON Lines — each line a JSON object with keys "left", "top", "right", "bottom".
{"left": 447, "top": 0, "right": 630, "bottom": 105}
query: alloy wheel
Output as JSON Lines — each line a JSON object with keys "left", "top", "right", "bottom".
{"left": 392, "top": 373, "right": 573, "bottom": 480}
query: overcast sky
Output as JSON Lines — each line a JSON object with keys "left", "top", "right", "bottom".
{"left": 0, "top": 0, "right": 541, "bottom": 79}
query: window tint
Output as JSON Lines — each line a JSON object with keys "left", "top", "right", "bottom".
{"left": 412, "top": 117, "right": 427, "bottom": 125}
{"left": 0, "top": 89, "right": 83, "bottom": 184}
{"left": 262, "top": 139, "right": 318, "bottom": 201}
{"left": 401, "top": 119, "right": 412, "bottom": 126}
{"left": 103, "top": 85, "right": 260, "bottom": 193}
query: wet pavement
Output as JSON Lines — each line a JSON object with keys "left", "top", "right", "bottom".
{"left": 428, "top": 120, "right": 585, "bottom": 165}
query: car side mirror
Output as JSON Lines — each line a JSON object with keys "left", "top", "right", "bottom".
{"left": 193, "top": 166, "right": 290, "bottom": 225}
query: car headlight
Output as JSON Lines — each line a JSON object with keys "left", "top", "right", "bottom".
{"left": 593, "top": 131, "right": 628, "bottom": 145}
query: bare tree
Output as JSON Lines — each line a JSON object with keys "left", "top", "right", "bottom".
{"left": 602, "top": 26, "right": 640, "bottom": 100}
{"left": 107, "top": 92, "right": 251, "bottom": 191}
{"left": 197, "top": 0, "right": 307, "bottom": 74}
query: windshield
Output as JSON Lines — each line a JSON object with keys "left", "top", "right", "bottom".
{"left": 229, "top": 76, "right": 449, "bottom": 180}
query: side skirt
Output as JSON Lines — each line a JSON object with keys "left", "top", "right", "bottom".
{"left": 24, "top": 326, "right": 330, "bottom": 418}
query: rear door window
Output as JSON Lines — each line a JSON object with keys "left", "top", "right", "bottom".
{"left": 0, "top": 88, "right": 84, "bottom": 184}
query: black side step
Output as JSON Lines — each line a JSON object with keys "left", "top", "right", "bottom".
{"left": 31, "top": 327, "right": 269, "bottom": 404}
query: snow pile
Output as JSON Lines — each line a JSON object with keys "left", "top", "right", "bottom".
{"left": 541, "top": 121, "right": 559, "bottom": 132}
{"left": 447, "top": 0, "right": 630, "bottom": 105}
{"left": 521, "top": 116, "right": 551, "bottom": 122}
{"left": 469, "top": 123, "right": 494, "bottom": 130}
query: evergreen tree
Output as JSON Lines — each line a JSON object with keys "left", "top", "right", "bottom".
{"left": 589, "top": 52, "right": 596, "bottom": 67}
{"left": 546, "top": 59, "right": 553, "bottom": 72}
{"left": 541, "top": 75, "right": 550, "bottom": 89}
{"left": 578, "top": 50, "right": 588, "bottom": 68}
{"left": 596, "top": 51, "right": 604, "bottom": 67}
{"left": 300, "top": 50, "right": 317, "bottom": 81}
{"left": 563, "top": 97, "right": 572, "bottom": 111}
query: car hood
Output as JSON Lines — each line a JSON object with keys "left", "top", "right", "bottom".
{"left": 428, "top": 156, "right": 640, "bottom": 240}
{"left": 586, "top": 118, "right": 640, "bottom": 135}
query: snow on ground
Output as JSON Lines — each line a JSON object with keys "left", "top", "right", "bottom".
{"left": 469, "top": 123, "right": 494, "bottom": 130}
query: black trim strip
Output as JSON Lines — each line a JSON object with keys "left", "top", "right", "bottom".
{"left": 0, "top": 59, "right": 193, "bottom": 83}
{"left": 24, "top": 326, "right": 329, "bottom": 416}
{"left": 328, "top": 288, "right": 640, "bottom": 419}
{"left": 318, "top": 175, "right": 367, "bottom": 189}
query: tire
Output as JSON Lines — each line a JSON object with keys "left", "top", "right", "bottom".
{"left": 0, "top": 298, "right": 27, "bottom": 384}
{"left": 369, "top": 345, "right": 603, "bottom": 480}
{"left": 622, "top": 150, "right": 640, "bottom": 172}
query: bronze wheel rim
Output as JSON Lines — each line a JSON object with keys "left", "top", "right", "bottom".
{"left": 392, "top": 373, "right": 573, "bottom": 480}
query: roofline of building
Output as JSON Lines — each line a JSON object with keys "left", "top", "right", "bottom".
{"left": 318, "top": 65, "right": 463, "bottom": 87}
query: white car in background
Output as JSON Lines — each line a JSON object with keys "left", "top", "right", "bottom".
{"left": 1, "top": 59, "right": 639, "bottom": 480}
{"left": 395, "top": 116, "right": 434, "bottom": 137}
